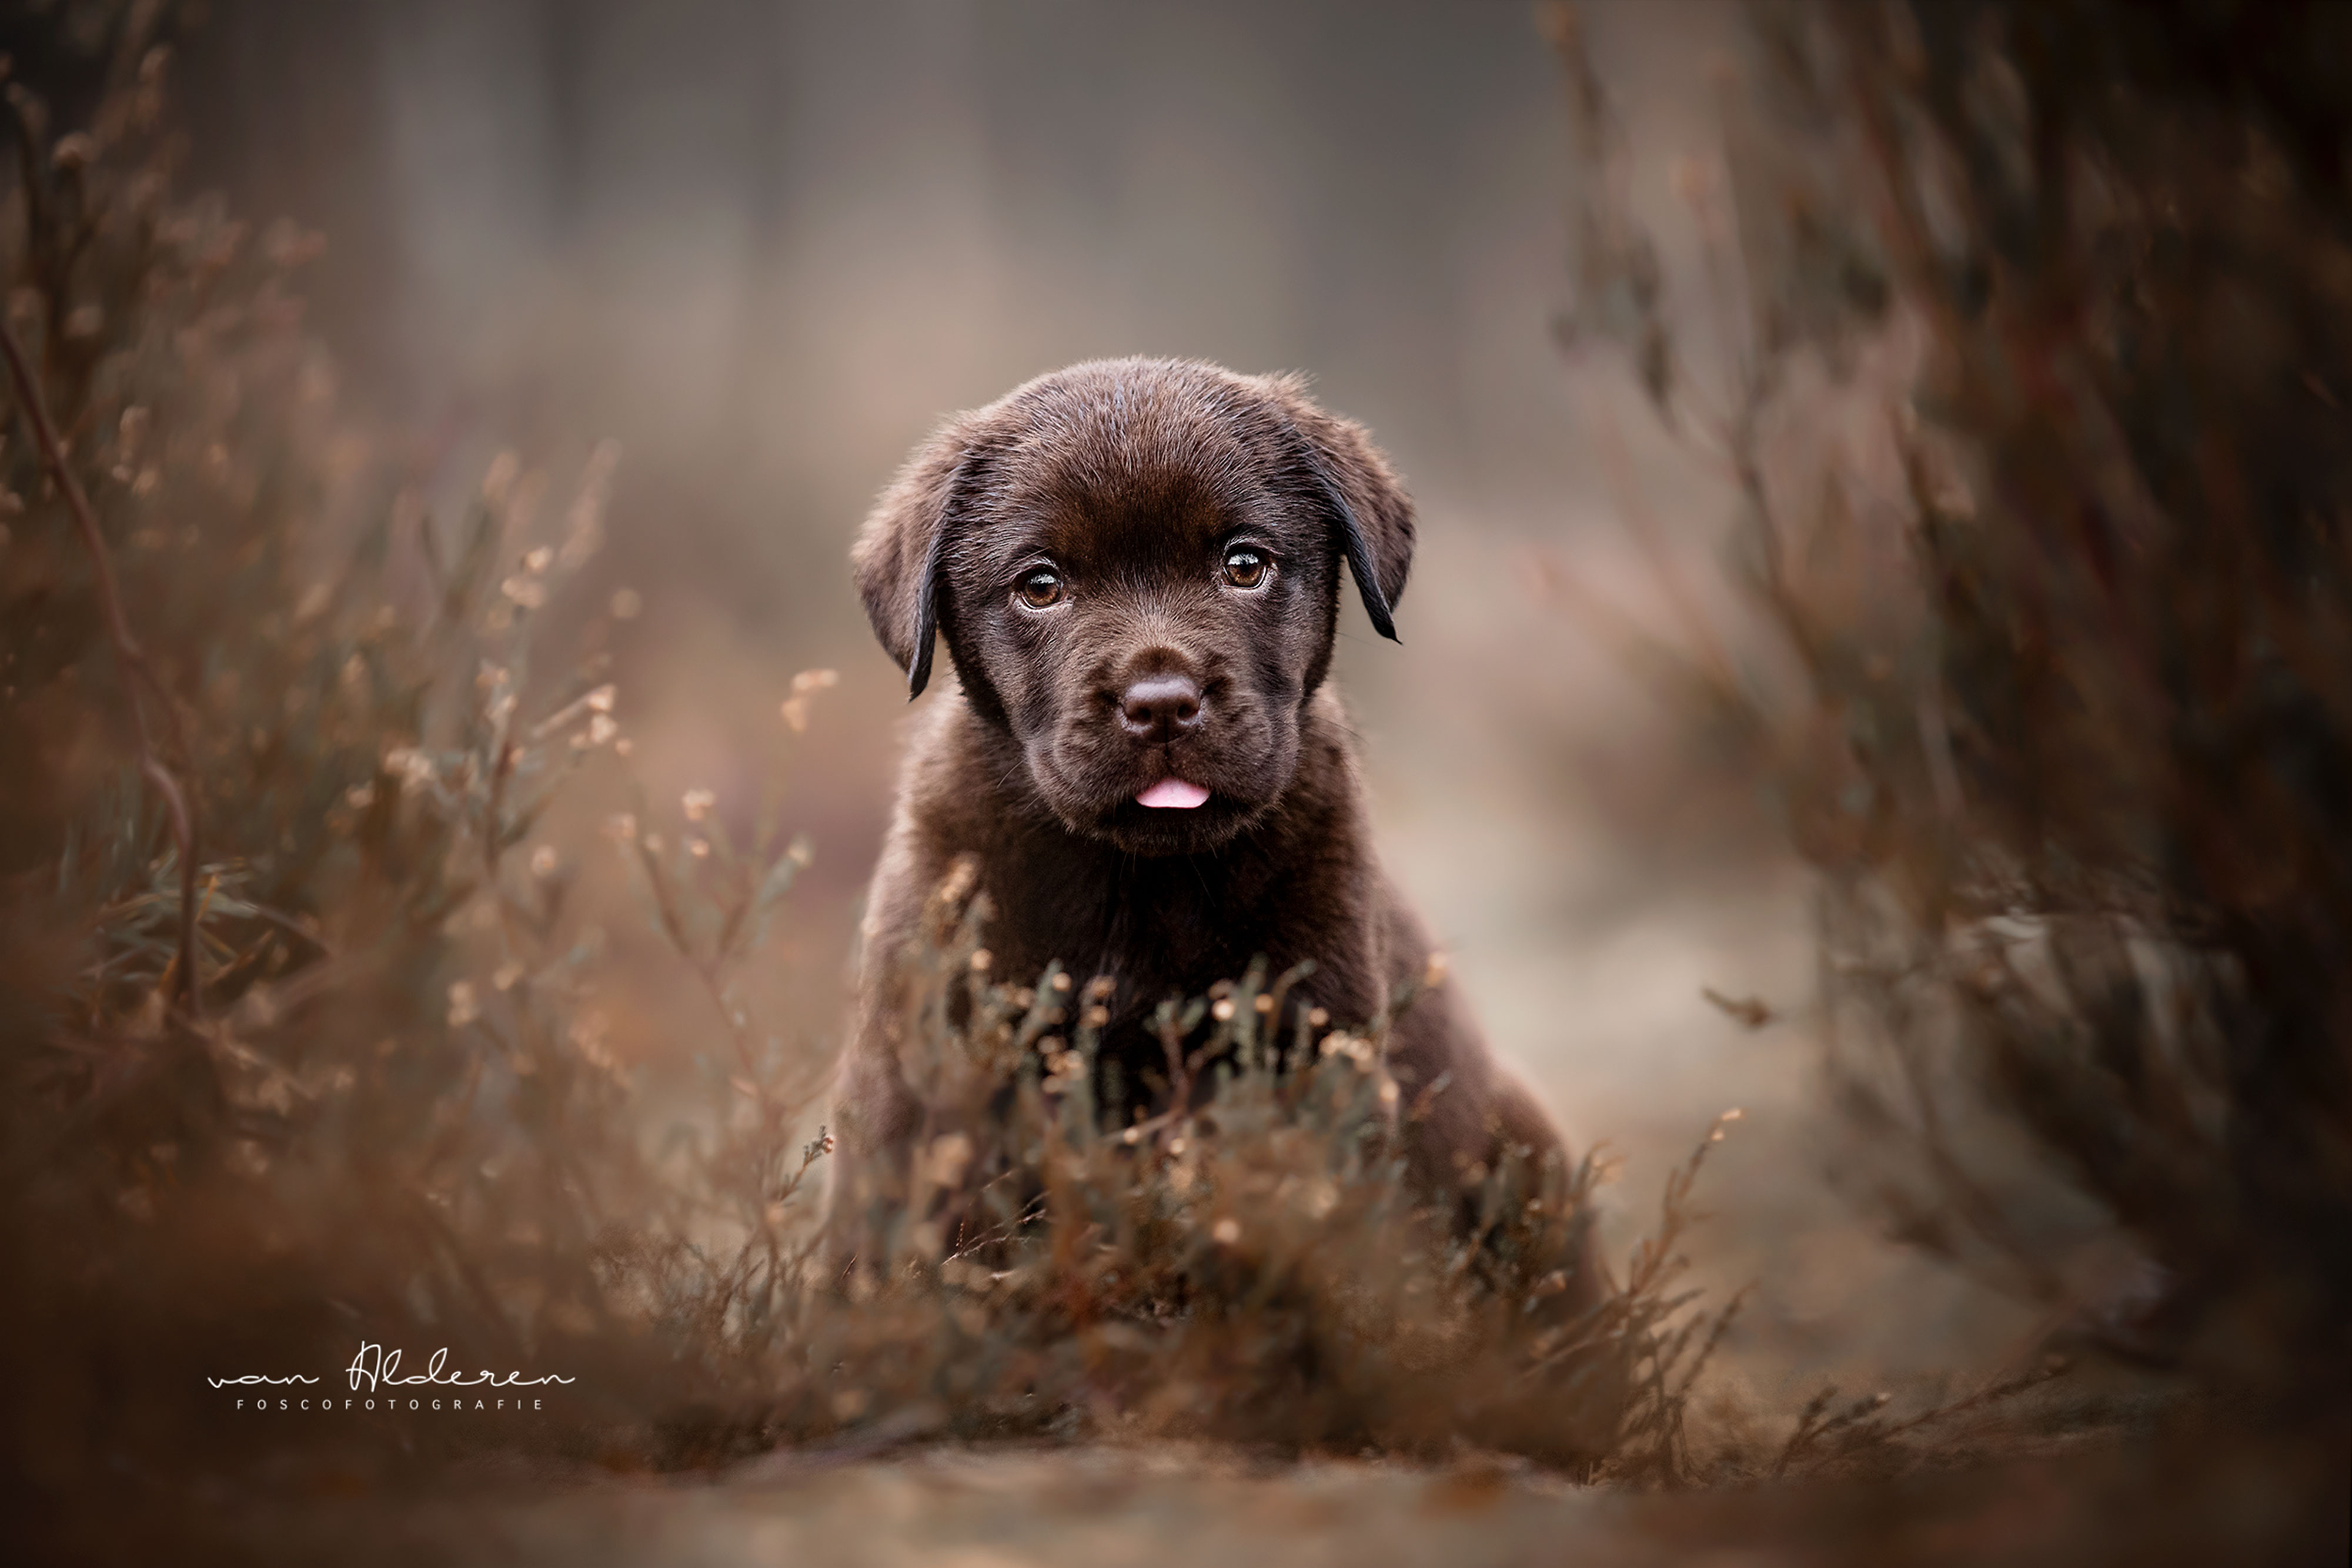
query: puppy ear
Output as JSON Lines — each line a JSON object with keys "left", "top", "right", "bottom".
{"left": 853, "top": 415, "right": 985, "bottom": 698}
{"left": 1257, "top": 376, "right": 1415, "bottom": 643}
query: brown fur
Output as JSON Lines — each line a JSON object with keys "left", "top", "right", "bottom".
{"left": 835, "top": 357, "right": 1568, "bottom": 1255}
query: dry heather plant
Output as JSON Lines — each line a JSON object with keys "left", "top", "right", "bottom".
{"left": 0, "top": 9, "right": 1736, "bottom": 1543}
{"left": 1544, "top": 0, "right": 2351, "bottom": 1462}
{"left": 0, "top": 8, "right": 684, "bottom": 1496}
{"left": 622, "top": 863, "right": 1740, "bottom": 1479}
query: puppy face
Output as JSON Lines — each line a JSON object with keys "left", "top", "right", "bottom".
{"left": 854, "top": 359, "right": 1415, "bottom": 855}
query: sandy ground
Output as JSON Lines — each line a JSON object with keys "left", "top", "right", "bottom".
{"left": 231, "top": 1417, "right": 2338, "bottom": 1568}
{"left": 427, "top": 1447, "right": 1642, "bottom": 1568}
{"left": 248, "top": 1443, "right": 1812, "bottom": 1567}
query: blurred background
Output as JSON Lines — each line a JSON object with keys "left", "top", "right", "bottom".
{"left": 148, "top": 0, "right": 2027, "bottom": 1396}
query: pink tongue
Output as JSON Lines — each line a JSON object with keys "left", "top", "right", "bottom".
{"left": 1137, "top": 778, "right": 1210, "bottom": 810}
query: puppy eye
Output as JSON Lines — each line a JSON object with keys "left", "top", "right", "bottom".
{"left": 1221, "top": 548, "right": 1271, "bottom": 590}
{"left": 1014, "top": 568, "right": 1065, "bottom": 610}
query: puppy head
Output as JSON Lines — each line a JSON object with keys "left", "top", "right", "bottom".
{"left": 853, "top": 357, "right": 1414, "bottom": 855}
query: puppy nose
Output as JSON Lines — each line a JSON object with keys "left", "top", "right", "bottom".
{"left": 1118, "top": 673, "right": 1203, "bottom": 742}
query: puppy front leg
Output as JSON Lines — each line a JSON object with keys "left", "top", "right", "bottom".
{"left": 820, "top": 1032, "right": 924, "bottom": 1279}
{"left": 1385, "top": 981, "right": 1611, "bottom": 1318}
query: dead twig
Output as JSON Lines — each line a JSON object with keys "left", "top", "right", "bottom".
{"left": 0, "top": 313, "right": 202, "bottom": 1017}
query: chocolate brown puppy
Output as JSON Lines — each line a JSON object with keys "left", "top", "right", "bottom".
{"left": 836, "top": 356, "right": 1572, "bottom": 1265}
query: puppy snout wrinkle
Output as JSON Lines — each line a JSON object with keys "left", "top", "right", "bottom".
{"left": 1117, "top": 672, "right": 1203, "bottom": 742}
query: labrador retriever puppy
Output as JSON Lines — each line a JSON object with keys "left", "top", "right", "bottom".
{"left": 834, "top": 356, "right": 1579, "bottom": 1276}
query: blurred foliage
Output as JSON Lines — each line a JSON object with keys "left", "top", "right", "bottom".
{"left": 1548, "top": 0, "right": 2351, "bottom": 1425}
{"left": 0, "top": 10, "right": 1735, "bottom": 1555}
{"left": 0, "top": 1, "right": 679, "bottom": 1509}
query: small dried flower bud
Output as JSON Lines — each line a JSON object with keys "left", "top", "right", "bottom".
{"left": 1083, "top": 1006, "right": 1110, "bottom": 1029}
{"left": 446, "top": 981, "right": 479, "bottom": 1027}
{"left": 923, "top": 1132, "right": 974, "bottom": 1188}
{"left": 482, "top": 451, "right": 519, "bottom": 506}
{"left": 1049, "top": 972, "right": 1073, "bottom": 993}
{"left": 681, "top": 787, "right": 716, "bottom": 821}
{"left": 1422, "top": 952, "right": 1450, "bottom": 989}
{"left": 791, "top": 667, "right": 840, "bottom": 694}
{"left": 687, "top": 837, "right": 711, "bottom": 859}
{"left": 585, "top": 684, "right": 617, "bottom": 713}
{"left": 385, "top": 747, "right": 436, "bottom": 786}
{"left": 493, "top": 961, "right": 524, "bottom": 992}
{"left": 1253, "top": 994, "right": 1274, "bottom": 1014}
{"left": 1307, "top": 1007, "right": 1329, "bottom": 1028}
{"left": 1210, "top": 998, "right": 1235, "bottom": 1022}
{"left": 568, "top": 1011, "right": 607, "bottom": 1053}
{"left": 937, "top": 857, "right": 978, "bottom": 905}
{"left": 1211, "top": 1218, "right": 1241, "bottom": 1245}
{"left": 522, "top": 546, "right": 552, "bottom": 573}
{"left": 969, "top": 948, "right": 993, "bottom": 972}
